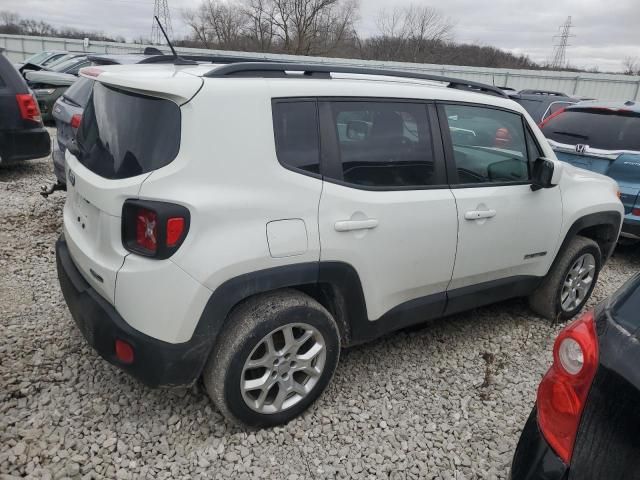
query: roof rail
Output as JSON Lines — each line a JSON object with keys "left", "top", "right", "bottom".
{"left": 204, "top": 62, "right": 509, "bottom": 98}
{"left": 519, "top": 89, "right": 569, "bottom": 97}
{"left": 138, "top": 54, "right": 275, "bottom": 65}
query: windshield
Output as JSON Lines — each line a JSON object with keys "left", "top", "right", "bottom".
{"left": 50, "top": 57, "right": 85, "bottom": 73}
{"left": 77, "top": 83, "right": 181, "bottom": 179}
{"left": 24, "top": 51, "right": 50, "bottom": 64}
{"left": 542, "top": 108, "right": 640, "bottom": 151}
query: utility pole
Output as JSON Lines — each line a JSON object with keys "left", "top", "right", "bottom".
{"left": 151, "top": 0, "right": 173, "bottom": 45}
{"left": 550, "top": 16, "right": 574, "bottom": 70}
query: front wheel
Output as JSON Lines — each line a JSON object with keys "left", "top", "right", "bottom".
{"left": 528, "top": 236, "right": 601, "bottom": 321}
{"left": 203, "top": 290, "right": 340, "bottom": 428}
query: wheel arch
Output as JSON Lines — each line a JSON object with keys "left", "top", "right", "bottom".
{"left": 193, "top": 261, "right": 369, "bottom": 374}
{"left": 553, "top": 211, "right": 622, "bottom": 270}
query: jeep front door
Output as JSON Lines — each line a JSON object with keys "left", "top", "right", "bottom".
{"left": 438, "top": 103, "right": 562, "bottom": 295}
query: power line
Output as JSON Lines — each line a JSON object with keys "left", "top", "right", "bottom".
{"left": 151, "top": 0, "right": 173, "bottom": 45}
{"left": 550, "top": 16, "right": 574, "bottom": 69}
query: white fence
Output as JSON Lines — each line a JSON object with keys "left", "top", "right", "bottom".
{"left": 2, "top": 33, "right": 639, "bottom": 102}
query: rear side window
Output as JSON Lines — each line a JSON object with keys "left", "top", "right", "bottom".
{"left": 77, "top": 83, "right": 180, "bottom": 179}
{"left": 443, "top": 104, "right": 532, "bottom": 184}
{"left": 272, "top": 101, "right": 320, "bottom": 174}
{"left": 541, "top": 109, "right": 640, "bottom": 151}
{"left": 326, "top": 101, "right": 441, "bottom": 188}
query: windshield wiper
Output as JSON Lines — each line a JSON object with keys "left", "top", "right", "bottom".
{"left": 552, "top": 131, "right": 589, "bottom": 140}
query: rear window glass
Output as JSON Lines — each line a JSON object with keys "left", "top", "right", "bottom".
{"left": 63, "top": 78, "right": 95, "bottom": 107}
{"left": 77, "top": 83, "right": 180, "bottom": 179}
{"left": 542, "top": 109, "right": 640, "bottom": 151}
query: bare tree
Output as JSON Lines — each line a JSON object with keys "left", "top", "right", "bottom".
{"left": 374, "top": 5, "right": 453, "bottom": 61}
{"left": 183, "top": 0, "right": 247, "bottom": 50}
{"left": 623, "top": 56, "right": 639, "bottom": 76}
{"left": 242, "top": 0, "right": 359, "bottom": 55}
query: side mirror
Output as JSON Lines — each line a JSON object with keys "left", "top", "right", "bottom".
{"left": 531, "top": 157, "right": 555, "bottom": 191}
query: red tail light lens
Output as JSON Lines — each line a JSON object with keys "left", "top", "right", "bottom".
{"left": 539, "top": 107, "right": 566, "bottom": 129}
{"left": 166, "top": 217, "right": 186, "bottom": 247}
{"left": 537, "top": 310, "right": 598, "bottom": 463}
{"left": 135, "top": 208, "right": 158, "bottom": 253}
{"left": 70, "top": 114, "right": 82, "bottom": 129}
{"left": 633, "top": 208, "right": 640, "bottom": 216}
{"left": 16, "top": 93, "right": 42, "bottom": 123}
{"left": 122, "top": 200, "right": 190, "bottom": 259}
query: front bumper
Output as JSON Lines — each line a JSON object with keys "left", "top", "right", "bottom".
{"left": 510, "top": 408, "right": 568, "bottom": 480}
{"left": 56, "top": 236, "right": 207, "bottom": 387}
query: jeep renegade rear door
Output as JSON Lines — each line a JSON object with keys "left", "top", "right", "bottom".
{"left": 318, "top": 100, "right": 458, "bottom": 321}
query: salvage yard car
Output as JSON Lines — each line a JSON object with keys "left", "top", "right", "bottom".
{"left": 56, "top": 61, "right": 623, "bottom": 427}
{"left": 25, "top": 54, "right": 91, "bottom": 121}
{"left": 511, "top": 273, "right": 640, "bottom": 480}
{"left": 541, "top": 101, "right": 640, "bottom": 243}
{"left": 0, "top": 49, "right": 50, "bottom": 164}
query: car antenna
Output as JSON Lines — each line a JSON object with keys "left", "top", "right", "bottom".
{"left": 154, "top": 16, "right": 197, "bottom": 66}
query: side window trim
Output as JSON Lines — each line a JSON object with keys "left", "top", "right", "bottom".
{"left": 318, "top": 98, "right": 449, "bottom": 191}
{"left": 437, "top": 101, "right": 535, "bottom": 188}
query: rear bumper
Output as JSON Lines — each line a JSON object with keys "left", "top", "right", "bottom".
{"left": 0, "top": 127, "right": 51, "bottom": 163}
{"left": 510, "top": 408, "right": 569, "bottom": 480}
{"left": 56, "top": 236, "right": 207, "bottom": 387}
{"left": 52, "top": 140, "right": 66, "bottom": 185}
{"left": 621, "top": 216, "right": 640, "bottom": 240}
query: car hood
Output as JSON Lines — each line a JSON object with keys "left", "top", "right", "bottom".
{"left": 25, "top": 70, "right": 77, "bottom": 86}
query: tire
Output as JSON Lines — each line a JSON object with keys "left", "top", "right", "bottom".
{"left": 528, "top": 235, "right": 601, "bottom": 321}
{"left": 203, "top": 289, "right": 340, "bottom": 428}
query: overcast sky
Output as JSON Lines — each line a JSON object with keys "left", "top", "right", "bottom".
{"left": 2, "top": 0, "right": 638, "bottom": 72}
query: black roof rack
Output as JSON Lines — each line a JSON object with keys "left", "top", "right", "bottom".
{"left": 138, "top": 54, "right": 275, "bottom": 65}
{"left": 519, "top": 89, "right": 569, "bottom": 97}
{"left": 204, "top": 62, "right": 509, "bottom": 98}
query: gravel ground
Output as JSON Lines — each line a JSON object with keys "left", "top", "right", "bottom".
{"left": 1, "top": 153, "right": 639, "bottom": 480}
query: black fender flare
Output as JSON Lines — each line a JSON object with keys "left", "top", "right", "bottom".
{"left": 551, "top": 211, "right": 622, "bottom": 270}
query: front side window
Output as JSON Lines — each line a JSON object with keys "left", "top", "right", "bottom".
{"left": 444, "top": 104, "right": 531, "bottom": 184}
{"left": 327, "top": 101, "right": 441, "bottom": 188}
{"left": 272, "top": 101, "right": 320, "bottom": 174}
{"left": 77, "top": 83, "right": 181, "bottom": 179}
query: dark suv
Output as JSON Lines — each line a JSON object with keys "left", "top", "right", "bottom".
{"left": 511, "top": 90, "right": 579, "bottom": 125}
{"left": 0, "top": 50, "right": 50, "bottom": 164}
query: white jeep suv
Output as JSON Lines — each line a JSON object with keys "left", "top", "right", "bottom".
{"left": 56, "top": 62, "right": 623, "bottom": 427}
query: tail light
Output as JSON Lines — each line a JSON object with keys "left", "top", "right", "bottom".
{"left": 16, "top": 93, "right": 42, "bottom": 123}
{"left": 539, "top": 107, "right": 566, "bottom": 129}
{"left": 122, "top": 200, "right": 190, "bottom": 259}
{"left": 537, "top": 310, "right": 599, "bottom": 464}
{"left": 70, "top": 114, "right": 82, "bottom": 130}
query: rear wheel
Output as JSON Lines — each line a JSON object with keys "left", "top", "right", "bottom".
{"left": 529, "top": 236, "right": 601, "bottom": 321}
{"left": 203, "top": 290, "right": 340, "bottom": 428}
